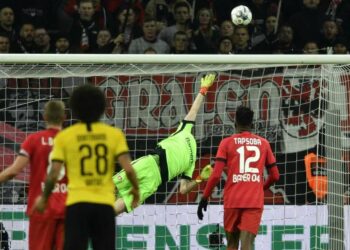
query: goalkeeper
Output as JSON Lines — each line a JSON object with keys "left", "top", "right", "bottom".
{"left": 113, "top": 73, "right": 216, "bottom": 215}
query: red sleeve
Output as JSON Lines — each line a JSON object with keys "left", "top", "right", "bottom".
{"left": 203, "top": 139, "right": 228, "bottom": 199}
{"left": 203, "top": 160, "right": 225, "bottom": 199}
{"left": 263, "top": 165, "right": 280, "bottom": 190}
{"left": 20, "top": 134, "right": 33, "bottom": 157}
{"left": 266, "top": 142, "right": 276, "bottom": 166}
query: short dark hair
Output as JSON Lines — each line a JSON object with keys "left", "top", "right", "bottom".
{"left": 70, "top": 84, "right": 106, "bottom": 123}
{"left": 235, "top": 105, "right": 254, "bottom": 127}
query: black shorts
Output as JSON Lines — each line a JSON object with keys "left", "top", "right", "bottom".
{"left": 64, "top": 203, "right": 115, "bottom": 250}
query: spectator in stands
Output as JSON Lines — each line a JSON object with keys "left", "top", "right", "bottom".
{"left": 112, "top": 5, "right": 143, "bottom": 54}
{"left": 94, "top": 29, "right": 120, "bottom": 53}
{"left": 332, "top": 37, "right": 349, "bottom": 54}
{"left": 128, "top": 17, "right": 169, "bottom": 54}
{"left": 34, "top": 27, "right": 52, "bottom": 53}
{"left": 0, "top": 33, "right": 10, "bottom": 53}
{"left": 289, "top": 0, "right": 326, "bottom": 50}
{"left": 219, "top": 20, "right": 235, "bottom": 42}
{"left": 96, "top": 29, "right": 112, "bottom": 47}
{"left": 303, "top": 41, "right": 319, "bottom": 54}
{"left": 319, "top": 18, "right": 340, "bottom": 50}
{"left": 272, "top": 24, "right": 296, "bottom": 54}
{"left": 248, "top": 0, "right": 277, "bottom": 47}
{"left": 192, "top": 7, "right": 220, "bottom": 54}
{"left": 217, "top": 36, "right": 233, "bottom": 54}
{"left": 252, "top": 15, "right": 278, "bottom": 54}
{"left": 158, "top": 1, "right": 193, "bottom": 48}
{"left": 69, "top": 0, "right": 99, "bottom": 53}
{"left": 332, "top": 0, "right": 350, "bottom": 42}
{"left": 54, "top": 34, "right": 70, "bottom": 53}
{"left": 63, "top": 0, "right": 114, "bottom": 30}
{"left": 232, "top": 26, "right": 252, "bottom": 54}
{"left": 0, "top": 6, "right": 16, "bottom": 45}
{"left": 144, "top": 0, "right": 170, "bottom": 33}
{"left": 170, "top": 31, "right": 192, "bottom": 54}
{"left": 13, "top": 23, "right": 35, "bottom": 53}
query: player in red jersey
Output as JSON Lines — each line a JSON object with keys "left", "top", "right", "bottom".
{"left": 0, "top": 100, "right": 66, "bottom": 250}
{"left": 197, "top": 105, "right": 280, "bottom": 250}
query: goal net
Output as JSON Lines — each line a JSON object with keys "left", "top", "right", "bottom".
{"left": 0, "top": 54, "right": 349, "bottom": 249}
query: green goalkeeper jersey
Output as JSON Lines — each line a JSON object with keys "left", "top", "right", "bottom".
{"left": 157, "top": 121, "right": 197, "bottom": 180}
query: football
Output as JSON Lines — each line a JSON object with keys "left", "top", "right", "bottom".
{"left": 231, "top": 5, "right": 252, "bottom": 26}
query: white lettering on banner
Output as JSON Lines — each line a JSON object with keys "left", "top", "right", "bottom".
{"left": 96, "top": 73, "right": 350, "bottom": 152}
{"left": 41, "top": 182, "right": 67, "bottom": 193}
{"left": 232, "top": 173, "right": 260, "bottom": 183}
{"left": 234, "top": 137, "right": 262, "bottom": 145}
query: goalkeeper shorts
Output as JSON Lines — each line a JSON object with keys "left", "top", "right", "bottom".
{"left": 113, "top": 155, "right": 162, "bottom": 212}
{"left": 224, "top": 208, "right": 263, "bottom": 235}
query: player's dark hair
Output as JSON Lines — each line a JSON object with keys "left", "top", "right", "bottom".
{"left": 235, "top": 105, "right": 254, "bottom": 127}
{"left": 70, "top": 84, "right": 106, "bottom": 123}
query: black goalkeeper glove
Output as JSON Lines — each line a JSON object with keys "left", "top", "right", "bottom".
{"left": 197, "top": 198, "right": 208, "bottom": 220}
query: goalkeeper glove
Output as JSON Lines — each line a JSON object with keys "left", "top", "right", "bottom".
{"left": 199, "top": 73, "right": 216, "bottom": 96}
{"left": 197, "top": 198, "right": 208, "bottom": 220}
{"left": 196, "top": 165, "right": 213, "bottom": 183}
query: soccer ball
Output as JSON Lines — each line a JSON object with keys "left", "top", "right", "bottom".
{"left": 231, "top": 5, "right": 252, "bottom": 26}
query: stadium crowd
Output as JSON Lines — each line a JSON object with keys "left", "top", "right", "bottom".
{"left": 0, "top": 0, "right": 349, "bottom": 55}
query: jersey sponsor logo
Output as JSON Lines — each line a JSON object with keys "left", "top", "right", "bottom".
{"left": 232, "top": 173, "right": 260, "bottom": 183}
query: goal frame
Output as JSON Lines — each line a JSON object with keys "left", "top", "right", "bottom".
{"left": 0, "top": 54, "right": 349, "bottom": 65}
{"left": 0, "top": 54, "right": 349, "bottom": 250}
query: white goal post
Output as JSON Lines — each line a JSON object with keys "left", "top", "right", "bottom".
{"left": 0, "top": 54, "right": 349, "bottom": 250}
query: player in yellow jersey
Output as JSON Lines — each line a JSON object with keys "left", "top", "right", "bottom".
{"left": 33, "top": 85, "right": 139, "bottom": 250}
{"left": 113, "top": 73, "right": 216, "bottom": 215}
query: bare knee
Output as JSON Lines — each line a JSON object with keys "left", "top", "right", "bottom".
{"left": 114, "top": 199, "right": 127, "bottom": 216}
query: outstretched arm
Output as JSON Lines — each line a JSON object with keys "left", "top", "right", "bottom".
{"left": 184, "top": 73, "right": 216, "bottom": 122}
{"left": 179, "top": 165, "right": 213, "bottom": 194}
{"left": 0, "top": 155, "right": 28, "bottom": 183}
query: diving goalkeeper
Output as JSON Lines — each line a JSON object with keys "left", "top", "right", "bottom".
{"left": 113, "top": 73, "right": 216, "bottom": 215}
